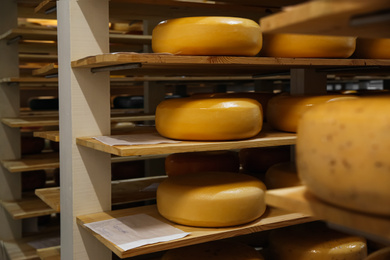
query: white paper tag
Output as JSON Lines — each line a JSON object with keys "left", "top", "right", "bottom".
{"left": 84, "top": 214, "right": 189, "bottom": 251}
{"left": 93, "top": 133, "right": 181, "bottom": 146}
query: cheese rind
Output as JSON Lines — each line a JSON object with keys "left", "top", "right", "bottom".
{"left": 260, "top": 33, "right": 356, "bottom": 58}
{"left": 165, "top": 150, "right": 240, "bottom": 176}
{"left": 366, "top": 247, "right": 390, "bottom": 260}
{"left": 264, "top": 161, "right": 301, "bottom": 189}
{"left": 156, "top": 97, "right": 263, "bottom": 140}
{"left": 297, "top": 97, "right": 390, "bottom": 215}
{"left": 157, "top": 172, "right": 267, "bottom": 227}
{"left": 267, "top": 94, "right": 358, "bottom": 132}
{"left": 152, "top": 16, "right": 262, "bottom": 56}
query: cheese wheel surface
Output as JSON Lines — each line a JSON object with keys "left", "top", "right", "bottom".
{"left": 155, "top": 97, "right": 263, "bottom": 141}
{"left": 269, "top": 222, "right": 367, "bottom": 260}
{"left": 354, "top": 38, "right": 390, "bottom": 59}
{"left": 267, "top": 94, "right": 358, "bottom": 132}
{"left": 162, "top": 240, "right": 264, "bottom": 260}
{"left": 260, "top": 33, "right": 356, "bottom": 58}
{"left": 152, "top": 17, "right": 262, "bottom": 56}
{"left": 165, "top": 150, "right": 240, "bottom": 176}
{"left": 157, "top": 172, "right": 267, "bottom": 227}
{"left": 297, "top": 97, "right": 390, "bottom": 215}
{"left": 264, "top": 161, "right": 301, "bottom": 189}
{"left": 366, "top": 247, "right": 390, "bottom": 260}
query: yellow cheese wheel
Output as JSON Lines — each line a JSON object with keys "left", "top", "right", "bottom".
{"left": 165, "top": 150, "right": 240, "bottom": 177}
{"left": 267, "top": 94, "right": 358, "bottom": 132}
{"left": 269, "top": 222, "right": 367, "bottom": 260}
{"left": 156, "top": 172, "right": 267, "bottom": 227}
{"left": 152, "top": 16, "right": 262, "bottom": 56}
{"left": 264, "top": 161, "right": 301, "bottom": 189}
{"left": 162, "top": 240, "right": 264, "bottom": 260}
{"left": 240, "top": 145, "right": 291, "bottom": 174}
{"left": 260, "top": 33, "right": 356, "bottom": 58}
{"left": 354, "top": 38, "right": 390, "bottom": 59}
{"left": 296, "top": 97, "right": 390, "bottom": 215}
{"left": 366, "top": 247, "right": 390, "bottom": 260}
{"left": 155, "top": 97, "right": 263, "bottom": 141}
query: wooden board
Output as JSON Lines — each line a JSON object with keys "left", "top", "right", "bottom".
{"left": 77, "top": 204, "right": 313, "bottom": 258}
{"left": 2, "top": 117, "right": 59, "bottom": 128}
{"left": 34, "top": 188, "right": 60, "bottom": 213}
{"left": 1, "top": 196, "right": 57, "bottom": 219}
{"left": 71, "top": 53, "right": 390, "bottom": 77}
{"left": 33, "top": 131, "right": 59, "bottom": 142}
{"left": 36, "top": 246, "right": 60, "bottom": 260}
{"left": 266, "top": 186, "right": 390, "bottom": 244}
{"left": 19, "top": 54, "right": 58, "bottom": 63}
{"left": 260, "top": 0, "right": 390, "bottom": 38}
{"left": 0, "top": 77, "right": 58, "bottom": 84}
{"left": 76, "top": 128, "right": 297, "bottom": 157}
{"left": 1, "top": 152, "right": 59, "bottom": 173}
{"left": 32, "top": 63, "right": 58, "bottom": 77}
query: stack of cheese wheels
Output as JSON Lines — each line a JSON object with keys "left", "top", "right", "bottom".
{"left": 157, "top": 172, "right": 267, "bottom": 227}
{"left": 191, "top": 92, "right": 275, "bottom": 121}
{"left": 267, "top": 94, "right": 358, "bottom": 132}
{"left": 165, "top": 150, "right": 239, "bottom": 176}
{"left": 155, "top": 97, "right": 263, "bottom": 141}
{"left": 260, "top": 33, "right": 356, "bottom": 58}
{"left": 269, "top": 222, "right": 367, "bottom": 259}
{"left": 354, "top": 38, "right": 390, "bottom": 59}
{"left": 152, "top": 16, "right": 262, "bottom": 56}
{"left": 162, "top": 240, "right": 264, "bottom": 260}
{"left": 296, "top": 97, "right": 390, "bottom": 215}
{"left": 264, "top": 161, "right": 301, "bottom": 189}
{"left": 365, "top": 247, "right": 390, "bottom": 260}
{"left": 240, "top": 145, "right": 291, "bottom": 174}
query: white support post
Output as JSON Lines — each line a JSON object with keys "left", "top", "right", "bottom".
{"left": 290, "top": 68, "right": 327, "bottom": 95}
{"left": 57, "top": 0, "right": 112, "bottom": 259}
{"left": 0, "top": 0, "right": 22, "bottom": 240}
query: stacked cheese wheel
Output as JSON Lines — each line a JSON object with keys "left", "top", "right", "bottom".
{"left": 156, "top": 97, "right": 263, "bottom": 141}
{"left": 297, "top": 97, "right": 390, "bottom": 215}
{"left": 269, "top": 222, "right": 367, "bottom": 259}
{"left": 157, "top": 171, "right": 267, "bottom": 227}
{"left": 264, "top": 161, "right": 301, "bottom": 189}
{"left": 152, "top": 17, "right": 262, "bottom": 56}
{"left": 354, "top": 38, "right": 390, "bottom": 59}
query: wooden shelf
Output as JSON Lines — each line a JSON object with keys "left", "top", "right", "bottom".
{"left": 36, "top": 246, "right": 61, "bottom": 260}
{"left": 32, "top": 63, "right": 58, "bottom": 77}
{"left": 71, "top": 53, "right": 390, "bottom": 77}
{"left": 76, "top": 128, "right": 296, "bottom": 157}
{"left": 36, "top": 176, "right": 167, "bottom": 212}
{"left": 77, "top": 204, "right": 313, "bottom": 258}
{"left": 1, "top": 152, "right": 59, "bottom": 173}
{"left": 33, "top": 131, "right": 59, "bottom": 142}
{"left": 260, "top": 0, "right": 390, "bottom": 38}
{"left": 266, "top": 186, "right": 390, "bottom": 244}
{"left": 1, "top": 196, "right": 57, "bottom": 219}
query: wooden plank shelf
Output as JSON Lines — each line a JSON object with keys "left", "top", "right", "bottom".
{"left": 32, "top": 63, "right": 58, "bottom": 77}
{"left": 33, "top": 131, "right": 59, "bottom": 142}
{"left": 266, "top": 186, "right": 390, "bottom": 244}
{"left": 1, "top": 196, "right": 57, "bottom": 219}
{"left": 77, "top": 204, "right": 313, "bottom": 258}
{"left": 19, "top": 53, "right": 58, "bottom": 63}
{"left": 35, "top": 176, "right": 167, "bottom": 212}
{"left": 36, "top": 246, "right": 60, "bottom": 260}
{"left": 71, "top": 53, "right": 390, "bottom": 77}
{"left": 1, "top": 152, "right": 59, "bottom": 173}
{"left": 260, "top": 0, "right": 390, "bottom": 38}
{"left": 76, "top": 128, "right": 296, "bottom": 157}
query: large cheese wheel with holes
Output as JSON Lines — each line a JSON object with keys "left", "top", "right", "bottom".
{"left": 297, "top": 97, "right": 390, "bottom": 215}
{"left": 165, "top": 150, "right": 239, "bottom": 177}
{"left": 260, "top": 33, "right": 356, "bottom": 58}
{"left": 354, "top": 38, "right": 390, "bottom": 59}
{"left": 264, "top": 161, "right": 301, "bottom": 189}
{"left": 152, "top": 17, "right": 262, "bottom": 56}
{"left": 267, "top": 94, "right": 358, "bottom": 132}
{"left": 269, "top": 222, "right": 367, "bottom": 260}
{"left": 156, "top": 97, "right": 263, "bottom": 141}
{"left": 157, "top": 172, "right": 267, "bottom": 227}
{"left": 162, "top": 240, "right": 264, "bottom": 260}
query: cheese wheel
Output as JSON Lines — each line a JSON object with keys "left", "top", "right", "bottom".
{"left": 162, "top": 240, "right": 264, "bottom": 260}
{"left": 155, "top": 97, "right": 263, "bottom": 141}
{"left": 111, "top": 160, "right": 144, "bottom": 180}
{"left": 296, "top": 97, "right": 390, "bottom": 215}
{"left": 264, "top": 161, "right": 301, "bottom": 189}
{"left": 267, "top": 94, "right": 358, "bottom": 132}
{"left": 366, "top": 247, "right": 390, "bottom": 260}
{"left": 354, "top": 38, "right": 390, "bottom": 59}
{"left": 152, "top": 17, "right": 262, "bottom": 56}
{"left": 269, "top": 222, "right": 367, "bottom": 260}
{"left": 157, "top": 172, "right": 267, "bottom": 227}
{"left": 240, "top": 145, "right": 291, "bottom": 174}
{"left": 260, "top": 33, "right": 356, "bottom": 58}
{"left": 165, "top": 150, "right": 240, "bottom": 177}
